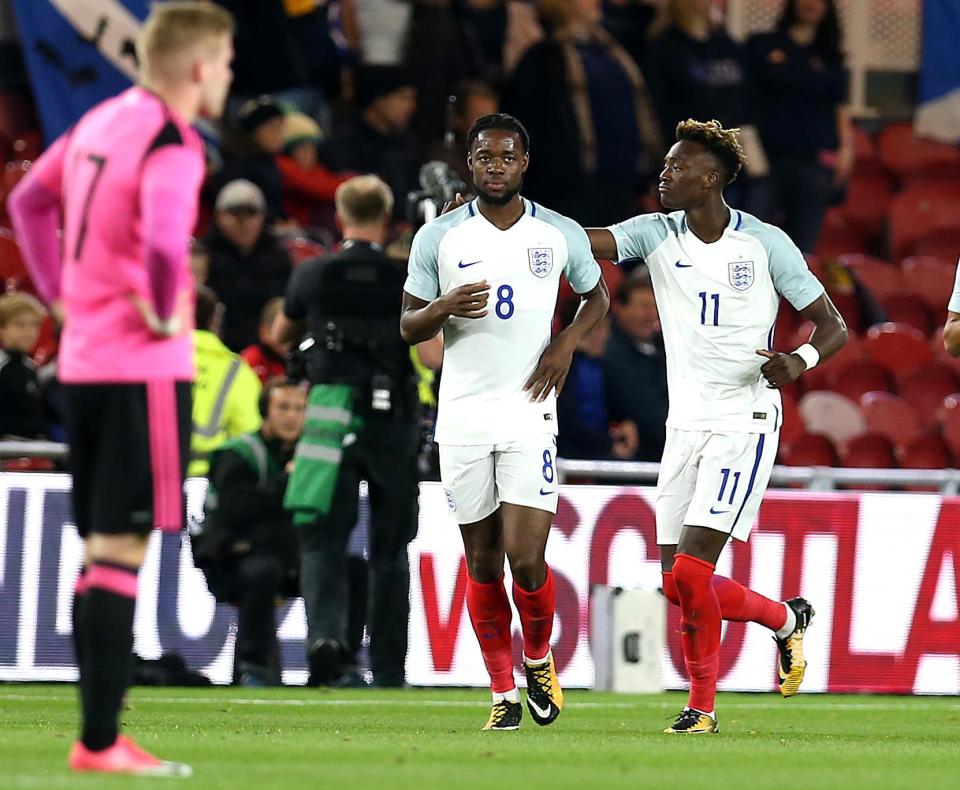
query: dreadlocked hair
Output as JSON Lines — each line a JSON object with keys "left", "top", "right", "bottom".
{"left": 675, "top": 119, "right": 747, "bottom": 184}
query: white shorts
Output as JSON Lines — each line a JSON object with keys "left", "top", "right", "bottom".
{"left": 439, "top": 435, "right": 559, "bottom": 524}
{"left": 656, "top": 427, "right": 779, "bottom": 544}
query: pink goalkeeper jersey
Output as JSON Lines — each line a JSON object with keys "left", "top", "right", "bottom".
{"left": 9, "top": 87, "right": 204, "bottom": 383}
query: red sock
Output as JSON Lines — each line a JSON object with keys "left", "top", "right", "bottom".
{"left": 512, "top": 566, "right": 556, "bottom": 662}
{"left": 672, "top": 554, "right": 721, "bottom": 713}
{"left": 465, "top": 575, "right": 515, "bottom": 693}
{"left": 662, "top": 571, "right": 786, "bottom": 632}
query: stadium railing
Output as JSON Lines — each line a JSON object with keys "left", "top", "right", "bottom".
{"left": 4, "top": 440, "right": 960, "bottom": 494}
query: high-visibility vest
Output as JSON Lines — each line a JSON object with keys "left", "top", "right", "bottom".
{"left": 189, "top": 330, "right": 262, "bottom": 477}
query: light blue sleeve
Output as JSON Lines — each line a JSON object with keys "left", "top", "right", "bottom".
{"left": 403, "top": 221, "right": 443, "bottom": 302}
{"left": 607, "top": 214, "right": 670, "bottom": 261}
{"left": 559, "top": 220, "right": 601, "bottom": 294}
{"left": 949, "top": 259, "right": 960, "bottom": 313}
{"left": 761, "top": 224, "right": 825, "bottom": 311}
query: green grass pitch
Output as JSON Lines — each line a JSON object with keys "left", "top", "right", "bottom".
{"left": 1, "top": 685, "right": 958, "bottom": 789}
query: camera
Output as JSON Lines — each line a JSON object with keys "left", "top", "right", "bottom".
{"left": 407, "top": 160, "right": 469, "bottom": 228}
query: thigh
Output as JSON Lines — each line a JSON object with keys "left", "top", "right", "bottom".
{"left": 494, "top": 434, "right": 558, "bottom": 516}
{"left": 684, "top": 429, "right": 779, "bottom": 543}
{"left": 655, "top": 428, "right": 702, "bottom": 546}
{"left": 439, "top": 443, "right": 497, "bottom": 525}
{"left": 63, "top": 384, "right": 102, "bottom": 539}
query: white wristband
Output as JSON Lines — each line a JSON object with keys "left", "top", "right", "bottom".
{"left": 791, "top": 343, "right": 820, "bottom": 371}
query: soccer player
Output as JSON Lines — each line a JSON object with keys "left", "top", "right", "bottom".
{"left": 586, "top": 120, "right": 848, "bottom": 734}
{"left": 8, "top": 2, "right": 234, "bottom": 775}
{"left": 401, "top": 113, "right": 609, "bottom": 730}
{"left": 941, "top": 256, "right": 960, "bottom": 356}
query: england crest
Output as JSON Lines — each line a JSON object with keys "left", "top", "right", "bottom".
{"left": 728, "top": 260, "right": 754, "bottom": 291}
{"left": 528, "top": 247, "right": 553, "bottom": 278}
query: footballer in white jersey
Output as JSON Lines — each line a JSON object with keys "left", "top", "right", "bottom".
{"left": 588, "top": 119, "right": 847, "bottom": 733}
{"left": 401, "top": 114, "right": 608, "bottom": 731}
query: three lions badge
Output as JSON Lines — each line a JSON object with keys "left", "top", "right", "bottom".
{"left": 728, "top": 260, "right": 754, "bottom": 291}
{"left": 528, "top": 248, "right": 553, "bottom": 278}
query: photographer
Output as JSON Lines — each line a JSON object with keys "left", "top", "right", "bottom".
{"left": 272, "top": 175, "right": 420, "bottom": 687}
{"left": 193, "top": 378, "right": 307, "bottom": 686}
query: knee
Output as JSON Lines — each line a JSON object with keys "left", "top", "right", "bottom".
{"left": 509, "top": 557, "right": 546, "bottom": 591}
{"left": 671, "top": 553, "right": 713, "bottom": 598}
{"left": 463, "top": 547, "right": 502, "bottom": 583}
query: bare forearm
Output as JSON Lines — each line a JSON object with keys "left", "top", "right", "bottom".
{"left": 556, "top": 280, "right": 610, "bottom": 348}
{"left": 799, "top": 294, "right": 848, "bottom": 365}
{"left": 400, "top": 301, "right": 449, "bottom": 345}
{"left": 945, "top": 316, "right": 960, "bottom": 356}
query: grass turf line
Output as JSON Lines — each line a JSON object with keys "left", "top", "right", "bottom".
{"left": 0, "top": 685, "right": 958, "bottom": 789}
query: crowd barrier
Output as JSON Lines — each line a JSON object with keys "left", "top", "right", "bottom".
{"left": 1, "top": 472, "right": 957, "bottom": 693}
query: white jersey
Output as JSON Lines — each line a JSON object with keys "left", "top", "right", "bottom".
{"left": 948, "top": 256, "right": 960, "bottom": 312}
{"left": 405, "top": 198, "right": 601, "bottom": 445}
{"left": 609, "top": 208, "right": 824, "bottom": 434}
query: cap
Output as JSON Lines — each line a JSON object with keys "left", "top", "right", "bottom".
{"left": 215, "top": 179, "right": 267, "bottom": 213}
{"left": 236, "top": 95, "right": 285, "bottom": 134}
{"left": 283, "top": 112, "right": 323, "bottom": 151}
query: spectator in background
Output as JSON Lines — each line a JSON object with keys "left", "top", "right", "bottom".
{"left": 556, "top": 298, "right": 638, "bottom": 460}
{"left": 204, "top": 180, "right": 293, "bottom": 351}
{"left": 194, "top": 377, "right": 306, "bottom": 687}
{"left": 319, "top": 66, "right": 421, "bottom": 220}
{"left": 209, "top": 95, "right": 289, "bottom": 223}
{"left": 190, "top": 286, "right": 263, "bottom": 478}
{"left": 505, "top": 0, "right": 662, "bottom": 225}
{"left": 603, "top": 271, "right": 668, "bottom": 461}
{"left": 0, "top": 292, "right": 48, "bottom": 439}
{"left": 190, "top": 239, "right": 210, "bottom": 285}
{"left": 426, "top": 80, "right": 500, "bottom": 185}
{"left": 457, "top": 0, "right": 544, "bottom": 87}
{"left": 603, "top": 0, "right": 659, "bottom": 67}
{"left": 276, "top": 111, "right": 351, "bottom": 233}
{"left": 644, "top": 0, "right": 765, "bottom": 210}
{"left": 746, "top": 0, "right": 852, "bottom": 253}
{"left": 241, "top": 298, "right": 290, "bottom": 385}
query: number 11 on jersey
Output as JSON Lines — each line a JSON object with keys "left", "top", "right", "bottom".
{"left": 699, "top": 292, "right": 720, "bottom": 326}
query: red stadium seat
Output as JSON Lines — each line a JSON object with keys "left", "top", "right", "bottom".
{"left": 839, "top": 432, "right": 896, "bottom": 470}
{"left": 899, "top": 432, "right": 952, "bottom": 471}
{"left": 900, "top": 255, "right": 956, "bottom": 314}
{"left": 838, "top": 254, "right": 902, "bottom": 301}
{"left": 889, "top": 182, "right": 960, "bottom": 260}
{"left": 3, "top": 159, "right": 30, "bottom": 196}
{"left": 10, "top": 133, "right": 42, "bottom": 162}
{"left": 864, "top": 322, "right": 932, "bottom": 376}
{"left": 939, "top": 393, "right": 960, "bottom": 460}
{"left": 798, "top": 390, "right": 866, "bottom": 444}
{"left": 814, "top": 208, "right": 867, "bottom": 258}
{"left": 779, "top": 432, "right": 838, "bottom": 467}
{"left": 824, "top": 358, "right": 893, "bottom": 403}
{"left": 911, "top": 229, "right": 960, "bottom": 263}
{"left": 877, "top": 123, "right": 960, "bottom": 182}
{"left": 778, "top": 390, "right": 803, "bottom": 450}
{"left": 0, "top": 226, "right": 29, "bottom": 292}
{"left": 850, "top": 124, "right": 882, "bottom": 177}
{"left": 839, "top": 172, "right": 894, "bottom": 236}
{"left": 31, "top": 315, "right": 58, "bottom": 366}
{"left": 282, "top": 236, "right": 325, "bottom": 267}
{"left": 897, "top": 363, "right": 960, "bottom": 429}
{"left": 880, "top": 293, "right": 933, "bottom": 335}
{"left": 859, "top": 391, "right": 920, "bottom": 447}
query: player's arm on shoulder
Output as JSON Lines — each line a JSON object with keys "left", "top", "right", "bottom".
{"left": 586, "top": 214, "right": 665, "bottom": 262}
{"left": 759, "top": 229, "right": 848, "bottom": 387}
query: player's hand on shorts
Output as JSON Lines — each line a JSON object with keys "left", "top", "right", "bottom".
{"left": 441, "top": 192, "right": 466, "bottom": 215}
{"left": 440, "top": 280, "right": 489, "bottom": 320}
{"left": 525, "top": 337, "right": 576, "bottom": 402}
{"left": 756, "top": 348, "right": 806, "bottom": 388}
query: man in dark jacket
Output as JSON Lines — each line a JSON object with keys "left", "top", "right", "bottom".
{"left": 194, "top": 378, "right": 307, "bottom": 686}
{"left": 603, "top": 271, "right": 668, "bottom": 461}
{"left": 204, "top": 179, "right": 293, "bottom": 351}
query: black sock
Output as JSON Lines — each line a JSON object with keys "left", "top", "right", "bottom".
{"left": 80, "top": 561, "right": 138, "bottom": 752}
{"left": 72, "top": 566, "right": 89, "bottom": 732}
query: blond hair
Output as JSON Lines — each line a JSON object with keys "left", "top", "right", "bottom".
{"left": 676, "top": 118, "right": 747, "bottom": 183}
{"left": 0, "top": 292, "right": 46, "bottom": 327}
{"left": 137, "top": 2, "right": 235, "bottom": 83}
{"left": 334, "top": 175, "right": 394, "bottom": 226}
